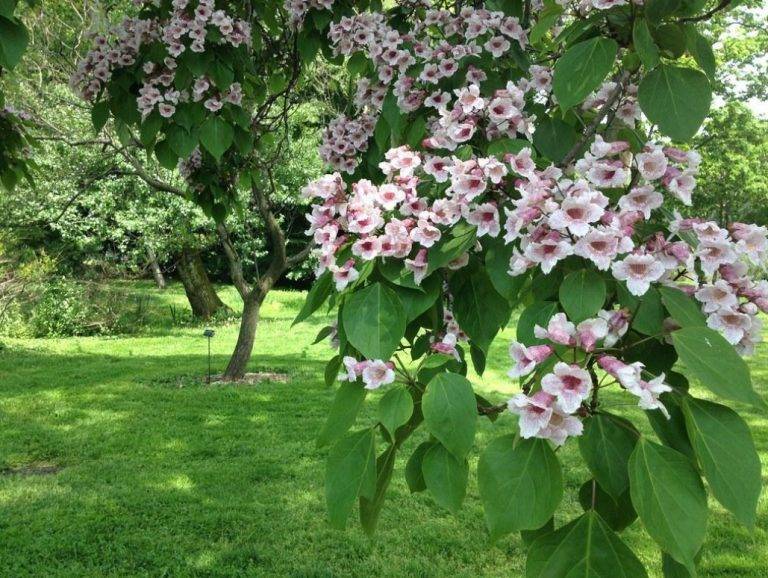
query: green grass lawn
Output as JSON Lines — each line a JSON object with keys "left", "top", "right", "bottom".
{"left": 1, "top": 283, "right": 766, "bottom": 577}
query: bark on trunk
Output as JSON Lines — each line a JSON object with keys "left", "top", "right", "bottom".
{"left": 177, "top": 249, "right": 228, "bottom": 319}
{"left": 221, "top": 291, "right": 262, "bottom": 380}
{"left": 146, "top": 246, "right": 166, "bottom": 290}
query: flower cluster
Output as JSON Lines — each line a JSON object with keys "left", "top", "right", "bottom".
{"left": 319, "top": 114, "right": 377, "bottom": 173}
{"left": 682, "top": 219, "right": 768, "bottom": 354}
{"left": 71, "top": 0, "right": 250, "bottom": 120}
{"left": 507, "top": 308, "right": 670, "bottom": 446}
{"left": 506, "top": 137, "right": 701, "bottom": 290}
{"left": 583, "top": 80, "right": 641, "bottom": 128}
{"left": 284, "top": 0, "right": 335, "bottom": 30}
{"left": 319, "top": 6, "right": 530, "bottom": 170}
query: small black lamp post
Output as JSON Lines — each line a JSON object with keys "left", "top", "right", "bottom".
{"left": 203, "top": 328, "right": 215, "bottom": 384}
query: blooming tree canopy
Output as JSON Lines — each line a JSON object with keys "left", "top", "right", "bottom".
{"left": 294, "top": 0, "right": 767, "bottom": 575}
{"left": 0, "top": 0, "right": 33, "bottom": 191}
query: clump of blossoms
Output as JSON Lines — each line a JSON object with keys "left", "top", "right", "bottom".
{"left": 300, "top": 1, "right": 766, "bottom": 573}
{"left": 70, "top": 0, "right": 250, "bottom": 119}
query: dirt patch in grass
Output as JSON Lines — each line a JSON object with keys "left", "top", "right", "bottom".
{"left": 211, "top": 372, "right": 290, "bottom": 385}
{"left": 1, "top": 463, "right": 62, "bottom": 476}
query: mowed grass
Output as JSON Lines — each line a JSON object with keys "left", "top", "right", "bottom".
{"left": 0, "top": 283, "right": 766, "bottom": 577}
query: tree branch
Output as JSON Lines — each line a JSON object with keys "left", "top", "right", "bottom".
{"left": 216, "top": 221, "right": 251, "bottom": 299}
{"left": 560, "top": 70, "right": 631, "bottom": 167}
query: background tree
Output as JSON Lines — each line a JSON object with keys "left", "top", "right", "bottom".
{"left": 691, "top": 102, "right": 767, "bottom": 224}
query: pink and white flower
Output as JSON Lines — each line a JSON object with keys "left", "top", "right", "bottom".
{"left": 611, "top": 253, "right": 665, "bottom": 296}
{"left": 361, "top": 360, "right": 396, "bottom": 390}
{"left": 508, "top": 342, "right": 554, "bottom": 378}
{"left": 541, "top": 362, "right": 593, "bottom": 413}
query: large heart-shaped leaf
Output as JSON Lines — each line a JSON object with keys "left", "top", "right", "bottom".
{"left": 672, "top": 327, "right": 764, "bottom": 408}
{"left": 629, "top": 439, "right": 707, "bottom": 573}
{"left": 553, "top": 37, "right": 618, "bottom": 110}
{"left": 683, "top": 397, "right": 762, "bottom": 529}
{"left": 559, "top": 269, "right": 606, "bottom": 323}
{"left": 317, "top": 381, "right": 367, "bottom": 448}
{"left": 422, "top": 443, "right": 468, "bottom": 513}
{"left": 449, "top": 265, "right": 510, "bottom": 353}
{"left": 378, "top": 385, "right": 414, "bottom": 437}
{"left": 325, "top": 429, "right": 377, "bottom": 529}
{"left": 638, "top": 64, "right": 711, "bottom": 141}
{"left": 422, "top": 373, "right": 477, "bottom": 460}
{"left": 579, "top": 413, "right": 639, "bottom": 500}
{"left": 199, "top": 115, "right": 234, "bottom": 161}
{"left": 526, "top": 511, "right": 648, "bottom": 578}
{"left": 342, "top": 282, "right": 406, "bottom": 361}
{"left": 478, "top": 436, "right": 563, "bottom": 540}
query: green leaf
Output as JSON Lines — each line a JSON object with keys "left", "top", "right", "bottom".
{"left": 517, "top": 301, "right": 559, "bottom": 346}
{"left": 478, "top": 436, "right": 563, "bottom": 540}
{"left": 382, "top": 90, "right": 403, "bottom": 143}
{"left": 0, "top": 1, "right": 17, "bottom": 18}
{"left": 293, "top": 271, "right": 332, "bottom": 325}
{"left": 578, "top": 481, "right": 638, "bottom": 532}
{"left": 325, "top": 429, "right": 377, "bottom": 529}
{"left": 324, "top": 355, "right": 343, "bottom": 388}
{"left": 484, "top": 237, "right": 527, "bottom": 303}
{"left": 659, "top": 286, "right": 706, "bottom": 327}
{"left": 672, "top": 327, "right": 764, "bottom": 408}
{"left": 359, "top": 445, "right": 397, "bottom": 535}
{"left": 647, "top": 393, "right": 695, "bottom": 460}
{"left": 0, "top": 15, "right": 28, "bottom": 69}
{"left": 684, "top": 26, "right": 716, "bottom": 79}
{"left": 486, "top": 137, "right": 531, "bottom": 158}
{"left": 529, "top": 4, "right": 564, "bottom": 45}
{"left": 422, "top": 443, "right": 468, "bottom": 513}
{"left": 449, "top": 265, "right": 510, "bottom": 353}
{"left": 633, "top": 19, "right": 660, "bottom": 69}
{"left": 579, "top": 414, "right": 639, "bottom": 500}
{"left": 166, "top": 124, "right": 197, "bottom": 158}
{"left": 526, "top": 511, "right": 648, "bottom": 578}
{"left": 317, "top": 381, "right": 367, "bottom": 448}
{"left": 298, "top": 30, "right": 321, "bottom": 64}
{"left": 267, "top": 72, "right": 287, "bottom": 94}
{"left": 427, "top": 222, "right": 477, "bottom": 272}
{"left": 521, "top": 518, "right": 554, "bottom": 547}
{"left": 406, "top": 115, "right": 427, "bottom": 149}
{"left": 645, "top": 0, "right": 682, "bottom": 23}
{"left": 154, "top": 139, "right": 178, "bottom": 170}
{"left": 378, "top": 259, "right": 423, "bottom": 290}
{"left": 199, "top": 115, "right": 234, "bottom": 161}
{"left": 91, "top": 101, "right": 110, "bottom": 133}
{"left": 378, "top": 386, "right": 414, "bottom": 437}
{"left": 209, "top": 59, "right": 234, "bottom": 89}
{"left": 532, "top": 116, "right": 578, "bottom": 164}
{"left": 405, "top": 441, "right": 432, "bottom": 493}
{"left": 393, "top": 275, "right": 441, "bottom": 322}
{"left": 553, "top": 37, "right": 618, "bottom": 110}
{"left": 628, "top": 439, "right": 707, "bottom": 573}
{"left": 662, "top": 552, "right": 698, "bottom": 578}
{"left": 559, "top": 269, "right": 606, "bottom": 323}
{"left": 638, "top": 64, "right": 711, "bottom": 141}
{"left": 618, "top": 284, "right": 665, "bottom": 336}
{"left": 342, "top": 283, "right": 406, "bottom": 361}
{"left": 682, "top": 397, "right": 761, "bottom": 529}
{"left": 422, "top": 373, "right": 477, "bottom": 460}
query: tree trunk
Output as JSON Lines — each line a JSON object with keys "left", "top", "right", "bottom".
{"left": 221, "top": 291, "right": 263, "bottom": 380}
{"left": 146, "top": 246, "right": 166, "bottom": 290}
{"left": 177, "top": 249, "right": 228, "bottom": 320}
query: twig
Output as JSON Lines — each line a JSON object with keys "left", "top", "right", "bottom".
{"left": 560, "top": 70, "right": 631, "bottom": 167}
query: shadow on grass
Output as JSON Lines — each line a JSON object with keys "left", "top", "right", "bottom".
{"left": 0, "top": 343, "right": 767, "bottom": 576}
